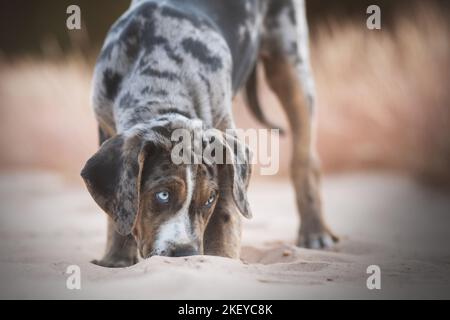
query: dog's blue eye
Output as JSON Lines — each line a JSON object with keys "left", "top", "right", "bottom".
{"left": 205, "top": 192, "right": 217, "bottom": 207}
{"left": 155, "top": 191, "right": 170, "bottom": 203}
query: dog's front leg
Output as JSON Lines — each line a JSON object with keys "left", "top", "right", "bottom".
{"left": 203, "top": 188, "right": 242, "bottom": 259}
{"left": 90, "top": 126, "right": 138, "bottom": 268}
{"left": 92, "top": 217, "right": 138, "bottom": 268}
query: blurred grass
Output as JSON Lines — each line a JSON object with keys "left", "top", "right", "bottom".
{"left": 0, "top": 54, "right": 97, "bottom": 174}
{"left": 312, "top": 4, "right": 450, "bottom": 185}
{"left": 0, "top": 3, "right": 449, "bottom": 186}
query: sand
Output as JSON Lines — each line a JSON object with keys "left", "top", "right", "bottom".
{"left": 0, "top": 171, "right": 449, "bottom": 299}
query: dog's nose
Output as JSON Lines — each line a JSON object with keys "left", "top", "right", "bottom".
{"left": 170, "top": 244, "right": 199, "bottom": 257}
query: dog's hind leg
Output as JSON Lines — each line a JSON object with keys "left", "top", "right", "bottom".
{"left": 260, "top": 0, "right": 338, "bottom": 248}
{"left": 91, "top": 127, "right": 138, "bottom": 268}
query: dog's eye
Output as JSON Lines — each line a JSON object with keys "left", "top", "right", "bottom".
{"left": 155, "top": 191, "right": 170, "bottom": 203}
{"left": 204, "top": 191, "right": 217, "bottom": 207}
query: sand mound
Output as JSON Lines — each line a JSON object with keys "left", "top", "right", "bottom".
{"left": 0, "top": 172, "right": 449, "bottom": 299}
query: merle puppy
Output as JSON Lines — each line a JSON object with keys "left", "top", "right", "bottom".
{"left": 81, "top": 0, "right": 337, "bottom": 268}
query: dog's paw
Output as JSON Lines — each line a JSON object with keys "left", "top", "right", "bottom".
{"left": 297, "top": 229, "right": 339, "bottom": 249}
{"left": 91, "top": 257, "right": 138, "bottom": 268}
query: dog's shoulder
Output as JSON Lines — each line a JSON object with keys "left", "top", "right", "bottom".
{"left": 91, "top": 2, "right": 160, "bottom": 115}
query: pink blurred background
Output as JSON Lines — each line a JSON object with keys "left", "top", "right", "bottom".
{"left": 0, "top": 1, "right": 449, "bottom": 187}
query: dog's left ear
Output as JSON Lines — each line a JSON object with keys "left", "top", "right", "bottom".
{"left": 81, "top": 131, "right": 166, "bottom": 235}
{"left": 220, "top": 134, "right": 253, "bottom": 219}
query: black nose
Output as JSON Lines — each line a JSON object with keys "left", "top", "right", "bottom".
{"left": 170, "top": 244, "right": 199, "bottom": 257}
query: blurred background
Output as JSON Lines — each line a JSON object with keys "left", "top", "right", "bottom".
{"left": 0, "top": 0, "right": 449, "bottom": 186}
{"left": 1, "top": 0, "right": 450, "bottom": 300}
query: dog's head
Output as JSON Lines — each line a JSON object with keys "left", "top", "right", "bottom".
{"left": 81, "top": 120, "right": 251, "bottom": 258}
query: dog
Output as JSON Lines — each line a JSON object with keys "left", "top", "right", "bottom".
{"left": 81, "top": 0, "right": 338, "bottom": 268}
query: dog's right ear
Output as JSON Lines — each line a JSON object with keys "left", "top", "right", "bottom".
{"left": 80, "top": 132, "right": 167, "bottom": 235}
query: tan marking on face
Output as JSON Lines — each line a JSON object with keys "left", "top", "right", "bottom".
{"left": 189, "top": 164, "right": 219, "bottom": 251}
{"left": 133, "top": 151, "right": 219, "bottom": 257}
{"left": 132, "top": 152, "right": 188, "bottom": 257}
{"left": 151, "top": 166, "right": 195, "bottom": 255}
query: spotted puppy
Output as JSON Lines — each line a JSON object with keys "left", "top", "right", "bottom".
{"left": 81, "top": 0, "right": 337, "bottom": 268}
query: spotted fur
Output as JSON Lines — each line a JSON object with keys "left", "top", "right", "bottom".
{"left": 83, "top": 0, "right": 334, "bottom": 267}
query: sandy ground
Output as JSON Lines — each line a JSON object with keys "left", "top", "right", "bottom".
{"left": 0, "top": 171, "right": 449, "bottom": 299}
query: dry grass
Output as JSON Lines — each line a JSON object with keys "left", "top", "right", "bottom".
{"left": 312, "top": 4, "right": 450, "bottom": 185}
{"left": 0, "top": 54, "right": 97, "bottom": 176}
{"left": 0, "top": 4, "right": 449, "bottom": 185}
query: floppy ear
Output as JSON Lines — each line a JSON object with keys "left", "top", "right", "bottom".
{"left": 220, "top": 134, "right": 253, "bottom": 219}
{"left": 80, "top": 133, "right": 154, "bottom": 235}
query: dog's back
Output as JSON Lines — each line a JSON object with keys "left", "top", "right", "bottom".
{"left": 92, "top": 0, "right": 267, "bottom": 135}
{"left": 129, "top": 0, "right": 264, "bottom": 92}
